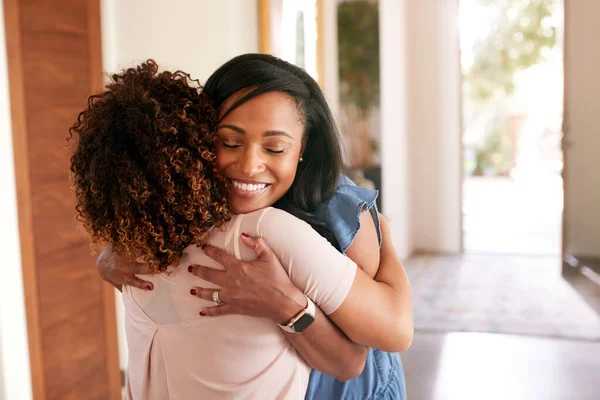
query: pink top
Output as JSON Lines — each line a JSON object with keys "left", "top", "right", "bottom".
{"left": 122, "top": 207, "right": 358, "bottom": 399}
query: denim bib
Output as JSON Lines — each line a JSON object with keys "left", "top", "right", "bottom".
{"left": 306, "top": 176, "right": 406, "bottom": 400}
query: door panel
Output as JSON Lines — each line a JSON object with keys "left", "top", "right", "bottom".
{"left": 4, "top": 0, "right": 121, "bottom": 398}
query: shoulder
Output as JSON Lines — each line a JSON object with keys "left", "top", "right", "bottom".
{"left": 256, "top": 207, "right": 314, "bottom": 234}
{"left": 315, "top": 175, "right": 381, "bottom": 252}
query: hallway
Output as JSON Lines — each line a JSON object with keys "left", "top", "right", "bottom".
{"left": 402, "top": 255, "right": 600, "bottom": 399}
{"left": 402, "top": 331, "right": 599, "bottom": 400}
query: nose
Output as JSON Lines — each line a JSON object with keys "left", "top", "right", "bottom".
{"left": 238, "top": 147, "right": 266, "bottom": 177}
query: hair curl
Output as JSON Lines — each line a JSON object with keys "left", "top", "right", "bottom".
{"left": 69, "top": 60, "right": 230, "bottom": 272}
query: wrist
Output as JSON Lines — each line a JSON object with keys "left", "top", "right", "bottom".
{"left": 274, "top": 285, "right": 307, "bottom": 325}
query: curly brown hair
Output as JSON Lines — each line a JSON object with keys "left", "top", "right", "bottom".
{"left": 69, "top": 60, "right": 230, "bottom": 272}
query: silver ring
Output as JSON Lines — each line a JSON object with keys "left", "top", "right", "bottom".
{"left": 212, "top": 289, "right": 223, "bottom": 305}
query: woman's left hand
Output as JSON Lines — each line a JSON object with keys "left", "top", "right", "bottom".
{"left": 188, "top": 234, "right": 308, "bottom": 325}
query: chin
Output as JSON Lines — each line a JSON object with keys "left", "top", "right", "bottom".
{"left": 228, "top": 188, "right": 281, "bottom": 215}
{"left": 229, "top": 200, "right": 266, "bottom": 215}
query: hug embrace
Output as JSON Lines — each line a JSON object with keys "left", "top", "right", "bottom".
{"left": 69, "top": 54, "right": 413, "bottom": 399}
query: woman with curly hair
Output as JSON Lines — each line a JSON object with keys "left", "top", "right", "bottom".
{"left": 70, "top": 60, "right": 230, "bottom": 272}
{"left": 86, "top": 56, "right": 411, "bottom": 400}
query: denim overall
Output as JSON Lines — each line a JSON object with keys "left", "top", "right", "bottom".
{"left": 305, "top": 176, "right": 407, "bottom": 400}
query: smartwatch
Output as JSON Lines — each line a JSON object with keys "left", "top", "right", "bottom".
{"left": 278, "top": 296, "right": 316, "bottom": 334}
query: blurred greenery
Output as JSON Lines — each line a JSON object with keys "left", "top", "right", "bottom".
{"left": 337, "top": 0, "right": 380, "bottom": 167}
{"left": 473, "top": 119, "right": 513, "bottom": 175}
{"left": 337, "top": 0, "right": 379, "bottom": 115}
{"left": 464, "top": 0, "right": 559, "bottom": 176}
{"left": 464, "top": 0, "right": 557, "bottom": 104}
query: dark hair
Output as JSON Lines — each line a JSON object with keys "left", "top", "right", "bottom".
{"left": 203, "top": 54, "right": 343, "bottom": 248}
{"left": 69, "top": 60, "right": 230, "bottom": 272}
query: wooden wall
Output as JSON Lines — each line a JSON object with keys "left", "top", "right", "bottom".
{"left": 3, "top": 0, "right": 121, "bottom": 398}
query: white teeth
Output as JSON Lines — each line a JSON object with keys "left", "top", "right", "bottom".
{"left": 232, "top": 180, "right": 267, "bottom": 192}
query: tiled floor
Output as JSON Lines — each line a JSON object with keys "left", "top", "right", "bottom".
{"left": 401, "top": 254, "right": 600, "bottom": 400}
{"left": 401, "top": 331, "right": 600, "bottom": 400}
{"left": 405, "top": 255, "right": 600, "bottom": 340}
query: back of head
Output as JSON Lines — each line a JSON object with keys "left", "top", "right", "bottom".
{"left": 204, "top": 54, "right": 343, "bottom": 247}
{"left": 69, "top": 60, "right": 230, "bottom": 272}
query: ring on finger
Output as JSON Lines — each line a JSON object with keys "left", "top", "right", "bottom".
{"left": 212, "top": 289, "right": 223, "bottom": 305}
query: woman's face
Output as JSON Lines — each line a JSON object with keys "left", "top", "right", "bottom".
{"left": 216, "top": 91, "right": 305, "bottom": 215}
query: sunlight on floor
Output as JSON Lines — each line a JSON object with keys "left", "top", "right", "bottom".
{"left": 463, "top": 175, "right": 563, "bottom": 255}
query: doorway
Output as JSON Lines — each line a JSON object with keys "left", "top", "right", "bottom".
{"left": 460, "top": 0, "right": 564, "bottom": 256}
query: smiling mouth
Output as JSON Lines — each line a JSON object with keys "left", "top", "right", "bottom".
{"left": 230, "top": 179, "right": 271, "bottom": 193}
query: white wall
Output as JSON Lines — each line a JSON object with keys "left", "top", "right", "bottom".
{"left": 379, "top": 0, "right": 462, "bottom": 256}
{"left": 101, "top": 0, "right": 258, "bottom": 82}
{"left": 0, "top": 0, "right": 33, "bottom": 398}
{"left": 564, "top": 0, "right": 600, "bottom": 258}
{"left": 379, "top": 0, "right": 412, "bottom": 259}
{"left": 100, "top": 0, "right": 259, "bottom": 373}
{"left": 320, "top": 0, "right": 340, "bottom": 120}
{"left": 405, "top": 0, "right": 462, "bottom": 254}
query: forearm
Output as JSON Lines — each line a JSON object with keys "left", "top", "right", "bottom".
{"left": 330, "top": 269, "right": 412, "bottom": 352}
{"left": 273, "top": 285, "right": 368, "bottom": 381}
{"left": 283, "top": 306, "right": 369, "bottom": 381}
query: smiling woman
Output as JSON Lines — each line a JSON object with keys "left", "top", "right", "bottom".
{"left": 216, "top": 91, "right": 305, "bottom": 215}
{"left": 203, "top": 53, "right": 344, "bottom": 246}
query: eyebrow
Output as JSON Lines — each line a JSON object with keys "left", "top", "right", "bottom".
{"left": 218, "top": 124, "right": 294, "bottom": 140}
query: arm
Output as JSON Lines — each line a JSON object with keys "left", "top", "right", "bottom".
{"left": 192, "top": 209, "right": 410, "bottom": 366}
{"left": 96, "top": 247, "right": 155, "bottom": 292}
{"left": 344, "top": 210, "right": 381, "bottom": 279}
{"left": 330, "top": 215, "right": 414, "bottom": 352}
{"left": 280, "top": 213, "right": 381, "bottom": 378}
{"left": 280, "top": 301, "right": 370, "bottom": 381}
{"left": 252, "top": 208, "right": 412, "bottom": 352}
{"left": 193, "top": 236, "right": 369, "bottom": 381}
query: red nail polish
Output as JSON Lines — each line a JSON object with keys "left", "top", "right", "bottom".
{"left": 200, "top": 311, "right": 206, "bottom": 316}
{"left": 190, "top": 288, "right": 197, "bottom": 295}
{"left": 241, "top": 232, "right": 250, "bottom": 238}
{"left": 145, "top": 284, "right": 153, "bottom": 291}
{"left": 188, "top": 265, "right": 193, "bottom": 273}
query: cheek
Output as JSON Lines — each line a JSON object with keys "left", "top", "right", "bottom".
{"left": 215, "top": 147, "right": 230, "bottom": 171}
{"left": 270, "top": 156, "right": 299, "bottom": 187}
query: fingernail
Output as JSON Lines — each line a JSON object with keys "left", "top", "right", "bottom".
{"left": 188, "top": 265, "right": 193, "bottom": 273}
{"left": 190, "top": 288, "right": 197, "bottom": 296}
{"left": 145, "top": 284, "right": 153, "bottom": 291}
{"left": 199, "top": 311, "right": 206, "bottom": 316}
{"left": 241, "top": 232, "right": 250, "bottom": 238}
{"left": 200, "top": 243, "right": 206, "bottom": 250}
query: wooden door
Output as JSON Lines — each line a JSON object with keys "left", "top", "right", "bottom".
{"left": 3, "top": 0, "right": 121, "bottom": 398}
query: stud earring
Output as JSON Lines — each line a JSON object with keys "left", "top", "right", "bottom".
{"left": 299, "top": 157, "right": 304, "bottom": 162}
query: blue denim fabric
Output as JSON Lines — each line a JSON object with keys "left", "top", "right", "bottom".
{"left": 306, "top": 176, "right": 406, "bottom": 400}
{"left": 305, "top": 350, "right": 406, "bottom": 400}
{"left": 315, "top": 175, "right": 382, "bottom": 253}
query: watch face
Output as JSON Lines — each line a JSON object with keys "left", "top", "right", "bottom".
{"left": 292, "top": 313, "right": 315, "bottom": 333}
